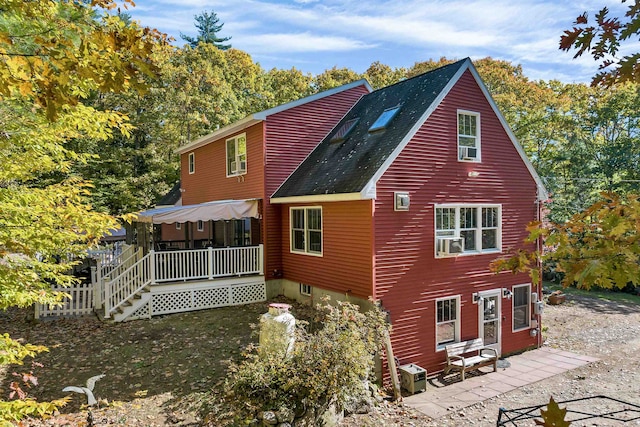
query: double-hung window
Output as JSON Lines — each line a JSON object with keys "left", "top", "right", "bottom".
{"left": 435, "top": 205, "right": 501, "bottom": 256}
{"left": 188, "top": 152, "right": 195, "bottom": 174}
{"left": 436, "top": 296, "right": 460, "bottom": 348}
{"left": 226, "top": 133, "right": 247, "bottom": 176}
{"left": 513, "top": 284, "right": 531, "bottom": 331}
{"left": 290, "top": 207, "right": 322, "bottom": 255}
{"left": 458, "top": 111, "right": 480, "bottom": 161}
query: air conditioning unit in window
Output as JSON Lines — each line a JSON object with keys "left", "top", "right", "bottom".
{"left": 459, "top": 146, "right": 477, "bottom": 161}
{"left": 230, "top": 160, "right": 246, "bottom": 174}
{"left": 437, "top": 237, "right": 464, "bottom": 256}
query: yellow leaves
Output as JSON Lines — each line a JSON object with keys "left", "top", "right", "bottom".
{"left": 493, "top": 192, "right": 640, "bottom": 291}
{"left": 1, "top": 1, "right": 165, "bottom": 122}
{"left": 535, "top": 396, "right": 571, "bottom": 427}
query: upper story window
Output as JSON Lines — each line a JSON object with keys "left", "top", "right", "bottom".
{"left": 197, "top": 220, "right": 204, "bottom": 232}
{"left": 513, "top": 284, "right": 531, "bottom": 331}
{"left": 226, "top": 133, "right": 247, "bottom": 177}
{"left": 290, "top": 207, "right": 322, "bottom": 256}
{"left": 188, "top": 152, "right": 195, "bottom": 174}
{"left": 435, "top": 204, "right": 501, "bottom": 257}
{"left": 458, "top": 111, "right": 480, "bottom": 162}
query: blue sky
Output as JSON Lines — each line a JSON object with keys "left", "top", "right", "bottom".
{"left": 125, "top": 0, "right": 632, "bottom": 83}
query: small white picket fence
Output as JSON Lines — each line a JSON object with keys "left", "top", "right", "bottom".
{"left": 35, "top": 282, "right": 94, "bottom": 318}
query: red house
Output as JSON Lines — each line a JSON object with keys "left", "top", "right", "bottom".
{"left": 116, "top": 58, "right": 546, "bottom": 374}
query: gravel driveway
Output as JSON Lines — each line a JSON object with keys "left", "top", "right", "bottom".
{"left": 343, "top": 292, "right": 640, "bottom": 426}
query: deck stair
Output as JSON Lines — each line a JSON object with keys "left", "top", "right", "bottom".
{"left": 104, "top": 245, "right": 265, "bottom": 322}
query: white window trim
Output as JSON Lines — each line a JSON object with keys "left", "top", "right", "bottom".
{"left": 289, "top": 206, "right": 323, "bottom": 257}
{"left": 434, "top": 203, "right": 502, "bottom": 258}
{"left": 300, "top": 283, "right": 312, "bottom": 296}
{"left": 436, "top": 295, "right": 461, "bottom": 351}
{"left": 176, "top": 222, "right": 182, "bottom": 230}
{"left": 512, "top": 283, "right": 531, "bottom": 332}
{"left": 226, "top": 133, "right": 247, "bottom": 177}
{"left": 457, "top": 110, "right": 481, "bottom": 162}
{"left": 188, "top": 152, "right": 195, "bottom": 174}
{"left": 197, "top": 220, "right": 204, "bottom": 232}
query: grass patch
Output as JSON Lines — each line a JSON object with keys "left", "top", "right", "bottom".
{"left": 544, "top": 281, "right": 640, "bottom": 305}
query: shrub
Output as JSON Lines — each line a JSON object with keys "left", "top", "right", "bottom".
{"left": 209, "top": 299, "right": 389, "bottom": 426}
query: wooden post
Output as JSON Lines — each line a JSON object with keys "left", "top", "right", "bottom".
{"left": 383, "top": 329, "right": 402, "bottom": 401}
{"left": 149, "top": 250, "right": 156, "bottom": 285}
{"left": 208, "top": 246, "right": 214, "bottom": 280}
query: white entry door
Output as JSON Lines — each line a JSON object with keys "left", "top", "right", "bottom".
{"left": 479, "top": 290, "right": 501, "bottom": 354}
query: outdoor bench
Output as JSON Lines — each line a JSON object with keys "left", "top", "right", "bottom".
{"left": 444, "top": 338, "right": 498, "bottom": 381}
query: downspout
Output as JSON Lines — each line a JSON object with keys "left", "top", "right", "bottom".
{"left": 536, "top": 197, "right": 543, "bottom": 349}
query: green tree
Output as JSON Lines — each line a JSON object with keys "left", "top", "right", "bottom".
{"left": 363, "top": 61, "right": 406, "bottom": 89}
{"left": 261, "top": 67, "right": 314, "bottom": 108}
{"left": 560, "top": 0, "right": 640, "bottom": 86}
{"left": 181, "top": 10, "right": 231, "bottom": 50}
{"left": 0, "top": 0, "right": 164, "bottom": 422}
{"left": 313, "top": 66, "right": 362, "bottom": 92}
{"left": 492, "top": 192, "right": 640, "bottom": 291}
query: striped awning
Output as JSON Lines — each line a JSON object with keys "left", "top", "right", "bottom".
{"left": 136, "top": 199, "right": 260, "bottom": 224}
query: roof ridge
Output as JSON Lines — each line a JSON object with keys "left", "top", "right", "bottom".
{"left": 366, "top": 57, "right": 469, "bottom": 94}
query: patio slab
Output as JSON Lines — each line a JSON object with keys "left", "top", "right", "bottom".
{"left": 403, "top": 347, "right": 597, "bottom": 419}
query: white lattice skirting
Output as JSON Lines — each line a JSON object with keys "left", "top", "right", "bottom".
{"left": 128, "top": 278, "right": 266, "bottom": 320}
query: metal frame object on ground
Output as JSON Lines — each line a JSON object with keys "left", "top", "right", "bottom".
{"left": 497, "top": 395, "right": 640, "bottom": 426}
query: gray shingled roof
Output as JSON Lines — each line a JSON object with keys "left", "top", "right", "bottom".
{"left": 157, "top": 181, "right": 182, "bottom": 206}
{"left": 271, "top": 58, "right": 468, "bottom": 199}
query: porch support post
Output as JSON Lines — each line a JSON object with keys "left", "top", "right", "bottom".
{"left": 208, "top": 246, "right": 214, "bottom": 280}
{"left": 258, "top": 244, "right": 264, "bottom": 274}
{"left": 91, "top": 265, "right": 99, "bottom": 309}
{"left": 150, "top": 249, "right": 156, "bottom": 285}
{"left": 104, "top": 276, "right": 111, "bottom": 319}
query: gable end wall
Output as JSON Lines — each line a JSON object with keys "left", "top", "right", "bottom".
{"left": 374, "top": 70, "right": 539, "bottom": 373}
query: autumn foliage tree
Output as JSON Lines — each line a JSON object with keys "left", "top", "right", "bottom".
{"left": 0, "top": 0, "right": 165, "bottom": 422}
{"left": 560, "top": 0, "right": 640, "bottom": 86}
{"left": 492, "top": 192, "right": 640, "bottom": 291}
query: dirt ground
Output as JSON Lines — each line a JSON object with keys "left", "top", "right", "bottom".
{"left": 2, "top": 291, "right": 639, "bottom": 426}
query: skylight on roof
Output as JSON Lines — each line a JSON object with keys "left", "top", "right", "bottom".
{"left": 369, "top": 106, "right": 401, "bottom": 132}
{"left": 330, "top": 118, "right": 359, "bottom": 143}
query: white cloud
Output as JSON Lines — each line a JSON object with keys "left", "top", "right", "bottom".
{"left": 126, "top": 0, "right": 622, "bottom": 82}
{"left": 237, "top": 32, "right": 377, "bottom": 53}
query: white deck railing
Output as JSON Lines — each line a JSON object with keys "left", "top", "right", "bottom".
{"left": 106, "top": 251, "right": 153, "bottom": 317}
{"left": 94, "top": 246, "right": 141, "bottom": 308}
{"left": 105, "top": 245, "right": 264, "bottom": 317}
{"left": 154, "top": 245, "right": 264, "bottom": 282}
{"left": 87, "top": 242, "right": 129, "bottom": 266}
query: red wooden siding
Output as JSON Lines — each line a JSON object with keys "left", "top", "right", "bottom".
{"left": 263, "top": 85, "right": 370, "bottom": 280}
{"left": 159, "top": 223, "right": 185, "bottom": 242}
{"left": 180, "top": 122, "right": 265, "bottom": 205}
{"left": 374, "top": 70, "right": 540, "bottom": 373}
{"left": 280, "top": 200, "right": 374, "bottom": 299}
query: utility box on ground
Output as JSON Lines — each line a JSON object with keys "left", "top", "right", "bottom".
{"left": 399, "top": 364, "right": 427, "bottom": 394}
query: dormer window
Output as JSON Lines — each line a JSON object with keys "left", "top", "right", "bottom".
{"left": 226, "top": 133, "right": 247, "bottom": 177}
{"left": 458, "top": 111, "right": 480, "bottom": 161}
{"left": 330, "top": 118, "right": 359, "bottom": 143}
{"left": 369, "top": 106, "right": 400, "bottom": 132}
